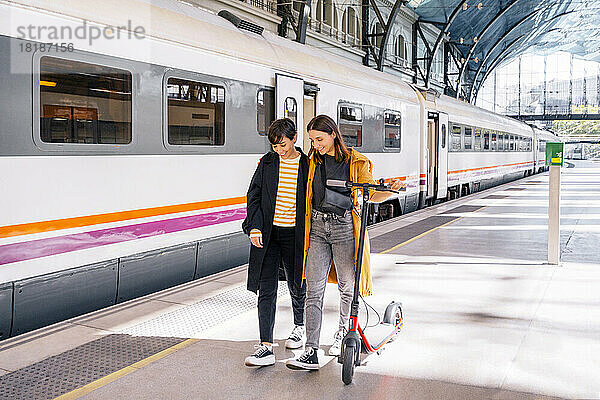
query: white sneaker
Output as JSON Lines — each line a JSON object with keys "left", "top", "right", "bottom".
{"left": 285, "top": 325, "right": 305, "bottom": 349}
{"left": 328, "top": 329, "right": 346, "bottom": 356}
{"left": 244, "top": 343, "right": 275, "bottom": 367}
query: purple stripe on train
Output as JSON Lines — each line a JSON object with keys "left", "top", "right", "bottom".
{"left": 0, "top": 207, "right": 247, "bottom": 266}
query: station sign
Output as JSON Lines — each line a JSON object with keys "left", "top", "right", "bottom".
{"left": 546, "top": 142, "right": 564, "bottom": 166}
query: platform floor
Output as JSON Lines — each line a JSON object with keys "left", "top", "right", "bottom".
{"left": 1, "top": 161, "right": 599, "bottom": 400}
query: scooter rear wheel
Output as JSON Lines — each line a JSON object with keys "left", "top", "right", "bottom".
{"left": 342, "top": 345, "right": 355, "bottom": 385}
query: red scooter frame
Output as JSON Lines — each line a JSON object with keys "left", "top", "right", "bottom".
{"left": 347, "top": 308, "right": 403, "bottom": 354}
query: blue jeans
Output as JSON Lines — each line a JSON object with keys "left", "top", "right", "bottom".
{"left": 305, "top": 210, "right": 355, "bottom": 348}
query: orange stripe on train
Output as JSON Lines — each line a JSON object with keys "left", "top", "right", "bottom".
{"left": 0, "top": 196, "right": 247, "bottom": 239}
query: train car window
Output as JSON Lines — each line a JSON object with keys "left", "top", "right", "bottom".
{"left": 451, "top": 124, "right": 462, "bottom": 151}
{"left": 257, "top": 89, "right": 275, "bottom": 136}
{"left": 509, "top": 135, "right": 515, "bottom": 151}
{"left": 167, "top": 78, "right": 225, "bottom": 146}
{"left": 40, "top": 56, "right": 132, "bottom": 144}
{"left": 526, "top": 138, "right": 532, "bottom": 151}
{"left": 384, "top": 111, "right": 401, "bottom": 149}
{"left": 498, "top": 134, "right": 504, "bottom": 151}
{"left": 473, "top": 127, "right": 481, "bottom": 151}
{"left": 463, "top": 126, "right": 472, "bottom": 150}
{"left": 284, "top": 97, "right": 297, "bottom": 129}
{"left": 338, "top": 104, "right": 363, "bottom": 147}
{"left": 483, "top": 130, "right": 490, "bottom": 150}
{"left": 540, "top": 140, "right": 546, "bottom": 153}
{"left": 491, "top": 132, "right": 497, "bottom": 151}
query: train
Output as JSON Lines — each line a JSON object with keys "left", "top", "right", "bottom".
{"left": 0, "top": 0, "right": 559, "bottom": 339}
{"left": 572, "top": 144, "right": 586, "bottom": 160}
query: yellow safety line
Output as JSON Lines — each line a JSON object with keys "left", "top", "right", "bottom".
{"left": 380, "top": 206, "right": 488, "bottom": 254}
{"left": 53, "top": 338, "right": 199, "bottom": 400}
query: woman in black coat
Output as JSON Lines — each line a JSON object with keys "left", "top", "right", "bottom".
{"left": 242, "top": 118, "right": 309, "bottom": 367}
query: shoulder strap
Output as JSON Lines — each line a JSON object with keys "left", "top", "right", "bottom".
{"left": 320, "top": 159, "right": 327, "bottom": 187}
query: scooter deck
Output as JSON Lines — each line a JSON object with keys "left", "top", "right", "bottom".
{"left": 361, "top": 322, "right": 397, "bottom": 352}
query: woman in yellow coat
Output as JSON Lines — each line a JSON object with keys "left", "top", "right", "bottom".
{"left": 286, "top": 115, "right": 402, "bottom": 370}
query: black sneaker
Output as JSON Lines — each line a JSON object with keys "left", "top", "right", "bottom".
{"left": 245, "top": 344, "right": 275, "bottom": 367}
{"left": 285, "top": 347, "right": 319, "bottom": 370}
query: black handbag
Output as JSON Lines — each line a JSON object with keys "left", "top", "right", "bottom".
{"left": 324, "top": 187, "right": 353, "bottom": 210}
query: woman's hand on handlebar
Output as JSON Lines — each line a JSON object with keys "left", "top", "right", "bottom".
{"left": 389, "top": 179, "right": 406, "bottom": 192}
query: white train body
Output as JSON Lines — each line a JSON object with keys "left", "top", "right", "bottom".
{"left": 0, "top": 0, "right": 558, "bottom": 337}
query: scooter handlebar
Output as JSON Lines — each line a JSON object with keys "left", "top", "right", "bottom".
{"left": 325, "top": 179, "right": 351, "bottom": 188}
{"left": 326, "top": 179, "right": 405, "bottom": 193}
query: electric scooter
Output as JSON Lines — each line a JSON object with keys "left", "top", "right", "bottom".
{"left": 326, "top": 178, "right": 405, "bottom": 385}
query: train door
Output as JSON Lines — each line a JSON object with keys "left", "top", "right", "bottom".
{"left": 276, "top": 74, "right": 304, "bottom": 148}
{"left": 426, "top": 114, "right": 437, "bottom": 200}
{"left": 437, "top": 112, "right": 448, "bottom": 199}
{"left": 303, "top": 82, "right": 319, "bottom": 151}
{"left": 426, "top": 111, "right": 448, "bottom": 201}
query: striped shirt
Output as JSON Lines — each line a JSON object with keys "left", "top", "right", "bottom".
{"left": 249, "top": 154, "right": 300, "bottom": 238}
{"left": 273, "top": 154, "right": 300, "bottom": 227}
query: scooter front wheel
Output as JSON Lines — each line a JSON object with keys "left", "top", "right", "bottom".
{"left": 342, "top": 345, "right": 355, "bottom": 385}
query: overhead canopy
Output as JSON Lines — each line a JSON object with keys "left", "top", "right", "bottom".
{"left": 406, "top": 0, "right": 600, "bottom": 101}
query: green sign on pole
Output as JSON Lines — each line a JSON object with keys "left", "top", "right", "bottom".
{"left": 546, "top": 142, "right": 564, "bottom": 167}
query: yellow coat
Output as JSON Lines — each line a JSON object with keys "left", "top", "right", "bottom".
{"left": 302, "top": 149, "right": 376, "bottom": 296}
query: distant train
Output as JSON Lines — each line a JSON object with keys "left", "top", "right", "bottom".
{"left": 0, "top": 0, "right": 559, "bottom": 338}
{"left": 573, "top": 144, "right": 586, "bottom": 160}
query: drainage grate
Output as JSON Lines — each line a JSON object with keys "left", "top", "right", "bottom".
{"left": 445, "top": 205, "right": 485, "bottom": 214}
{"left": 0, "top": 335, "right": 183, "bottom": 400}
{"left": 120, "top": 282, "right": 289, "bottom": 337}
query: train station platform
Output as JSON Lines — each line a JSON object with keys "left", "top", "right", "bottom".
{"left": 1, "top": 161, "right": 599, "bottom": 400}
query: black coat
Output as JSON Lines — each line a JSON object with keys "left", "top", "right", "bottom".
{"left": 242, "top": 149, "right": 309, "bottom": 293}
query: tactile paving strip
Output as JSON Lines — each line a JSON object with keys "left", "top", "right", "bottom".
{"left": 0, "top": 334, "right": 183, "bottom": 400}
{"left": 120, "top": 282, "right": 289, "bottom": 337}
{"left": 0, "top": 282, "right": 288, "bottom": 399}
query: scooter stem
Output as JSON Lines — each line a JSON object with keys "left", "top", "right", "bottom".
{"left": 350, "top": 184, "right": 370, "bottom": 318}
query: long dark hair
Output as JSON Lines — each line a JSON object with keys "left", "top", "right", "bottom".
{"left": 307, "top": 115, "right": 350, "bottom": 164}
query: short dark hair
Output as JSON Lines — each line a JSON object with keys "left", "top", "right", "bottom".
{"left": 267, "top": 118, "right": 296, "bottom": 145}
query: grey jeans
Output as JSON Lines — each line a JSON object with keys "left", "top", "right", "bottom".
{"left": 305, "top": 210, "right": 356, "bottom": 349}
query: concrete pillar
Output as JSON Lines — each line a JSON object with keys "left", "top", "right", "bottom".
{"left": 548, "top": 165, "right": 561, "bottom": 265}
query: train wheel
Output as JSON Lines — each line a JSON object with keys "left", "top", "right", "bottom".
{"left": 342, "top": 345, "right": 355, "bottom": 385}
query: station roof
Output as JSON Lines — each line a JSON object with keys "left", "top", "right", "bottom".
{"left": 406, "top": 0, "right": 600, "bottom": 99}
